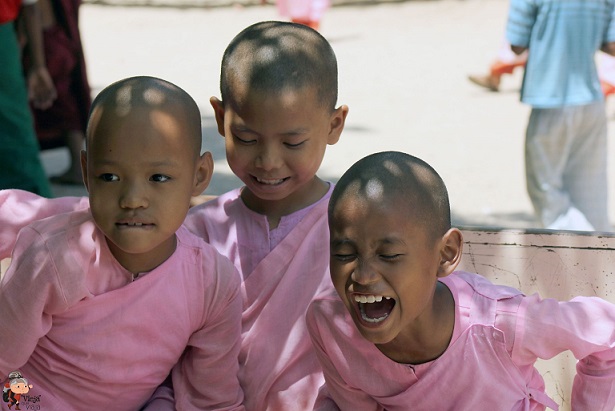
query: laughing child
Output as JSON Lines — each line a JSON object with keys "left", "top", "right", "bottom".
{"left": 0, "top": 76, "right": 244, "bottom": 410}
{"left": 307, "top": 151, "right": 615, "bottom": 410}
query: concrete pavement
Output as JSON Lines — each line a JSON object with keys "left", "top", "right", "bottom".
{"left": 42, "top": 0, "right": 615, "bottom": 230}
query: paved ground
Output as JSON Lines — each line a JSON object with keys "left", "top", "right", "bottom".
{"left": 43, "top": 0, "right": 615, "bottom": 230}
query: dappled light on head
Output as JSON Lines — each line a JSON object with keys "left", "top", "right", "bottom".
{"left": 220, "top": 21, "right": 338, "bottom": 111}
{"left": 330, "top": 151, "right": 452, "bottom": 240}
{"left": 85, "top": 76, "right": 202, "bottom": 153}
{"left": 364, "top": 178, "right": 384, "bottom": 201}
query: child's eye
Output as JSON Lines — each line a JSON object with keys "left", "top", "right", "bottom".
{"left": 332, "top": 253, "right": 356, "bottom": 262}
{"left": 284, "top": 140, "right": 306, "bottom": 148}
{"left": 98, "top": 173, "right": 119, "bottom": 182}
{"left": 380, "top": 254, "right": 402, "bottom": 261}
{"left": 233, "top": 134, "right": 256, "bottom": 145}
{"left": 151, "top": 174, "right": 171, "bottom": 183}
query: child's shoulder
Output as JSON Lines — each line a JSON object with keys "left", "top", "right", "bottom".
{"left": 175, "top": 225, "right": 241, "bottom": 287}
{"left": 308, "top": 289, "right": 348, "bottom": 323}
{"left": 186, "top": 188, "right": 244, "bottom": 226}
{"left": 24, "top": 208, "right": 93, "bottom": 240}
{"left": 445, "top": 271, "right": 524, "bottom": 302}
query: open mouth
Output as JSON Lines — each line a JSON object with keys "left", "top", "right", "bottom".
{"left": 354, "top": 295, "right": 396, "bottom": 324}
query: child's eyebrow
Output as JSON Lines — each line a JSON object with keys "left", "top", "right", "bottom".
{"left": 330, "top": 238, "right": 353, "bottom": 247}
{"left": 281, "top": 128, "right": 309, "bottom": 136}
{"left": 94, "top": 159, "right": 182, "bottom": 168}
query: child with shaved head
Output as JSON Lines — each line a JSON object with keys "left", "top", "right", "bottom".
{"left": 307, "top": 151, "right": 615, "bottom": 410}
{"left": 184, "top": 21, "right": 347, "bottom": 410}
{"left": 0, "top": 21, "right": 348, "bottom": 410}
{"left": 0, "top": 76, "right": 244, "bottom": 410}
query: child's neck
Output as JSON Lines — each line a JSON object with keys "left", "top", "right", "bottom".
{"left": 106, "top": 235, "right": 177, "bottom": 277}
{"left": 376, "top": 282, "right": 455, "bottom": 365}
{"left": 241, "top": 177, "right": 329, "bottom": 229}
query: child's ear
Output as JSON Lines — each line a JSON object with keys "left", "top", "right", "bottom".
{"left": 437, "top": 228, "right": 463, "bottom": 278}
{"left": 80, "top": 150, "right": 89, "bottom": 193}
{"left": 209, "top": 97, "right": 226, "bottom": 138}
{"left": 192, "top": 151, "right": 214, "bottom": 196}
{"left": 327, "top": 104, "right": 349, "bottom": 145}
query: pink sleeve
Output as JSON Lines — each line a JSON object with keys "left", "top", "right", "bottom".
{"left": 0, "top": 189, "right": 88, "bottom": 259}
{"left": 513, "top": 293, "right": 615, "bottom": 410}
{"left": 306, "top": 301, "right": 382, "bottom": 411}
{"left": 0, "top": 226, "right": 69, "bottom": 374}
{"left": 171, "top": 254, "right": 245, "bottom": 411}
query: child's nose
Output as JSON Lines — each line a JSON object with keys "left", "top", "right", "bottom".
{"left": 119, "top": 182, "right": 149, "bottom": 209}
{"left": 351, "top": 260, "right": 379, "bottom": 285}
{"left": 256, "top": 144, "right": 282, "bottom": 171}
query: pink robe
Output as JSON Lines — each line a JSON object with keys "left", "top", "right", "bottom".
{"left": 0, "top": 187, "right": 335, "bottom": 410}
{"left": 307, "top": 272, "right": 615, "bottom": 411}
{"left": 0, "top": 208, "right": 244, "bottom": 410}
{"left": 185, "top": 188, "right": 334, "bottom": 410}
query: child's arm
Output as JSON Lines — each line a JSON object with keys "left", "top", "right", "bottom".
{"left": 0, "top": 226, "right": 68, "bottom": 374}
{"left": 171, "top": 255, "right": 245, "bottom": 411}
{"left": 0, "top": 190, "right": 88, "bottom": 259}
{"left": 513, "top": 294, "right": 615, "bottom": 410}
{"left": 306, "top": 302, "right": 383, "bottom": 411}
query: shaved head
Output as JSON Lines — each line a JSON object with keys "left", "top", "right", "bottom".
{"left": 220, "top": 21, "right": 338, "bottom": 111}
{"left": 86, "top": 76, "right": 202, "bottom": 154}
{"left": 330, "top": 151, "right": 451, "bottom": 240}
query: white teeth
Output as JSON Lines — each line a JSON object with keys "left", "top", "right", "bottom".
{"left": 354, "top": 295, "right": 385, "bottom": 304}
{"left": 256, "top": 177, "right": 284, "bottom": 185}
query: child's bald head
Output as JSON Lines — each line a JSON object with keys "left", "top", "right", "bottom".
{"left": 219, "top": 21, "right": 338, "bottom": 111}
{"left": 86, "top": 76, "right": 203, "bottom": 155}
{"left": 330, "top": 151, "right": 452, "bottom": 241}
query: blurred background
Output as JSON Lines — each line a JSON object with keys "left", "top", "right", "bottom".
{"left": 40, "top": 0, "right": 615, "bottom": 230}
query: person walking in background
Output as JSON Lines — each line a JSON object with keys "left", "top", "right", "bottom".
{"left": 20, "top": 0, "right": 91, "bottom": 186}
{"left": 276, "top": 0, "right": 330, "bottom": 30}
{"left": 507, "top": 0, "right": 615, "bottom": 231}
{"left": 0, "top": 0, "right": 55, "bottom": 196}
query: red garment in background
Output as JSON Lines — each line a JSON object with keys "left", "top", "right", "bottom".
{"left": 0, "top": 0, "right": 21, "bottom": 24}
{"left": 23, "top": 0, "right": 91, "bottom": 150}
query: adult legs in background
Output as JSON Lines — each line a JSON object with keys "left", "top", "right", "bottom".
{"left": 563, "top": 102, "right": 610, "bottom": 231}
{"left": 525, "top": 103, "right": 609, "bottom": 231}
{"left": 25, "top": 0, "right": 91, "bottom": 185}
